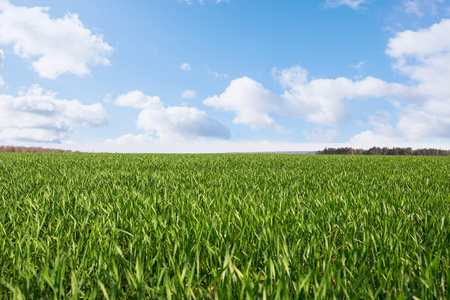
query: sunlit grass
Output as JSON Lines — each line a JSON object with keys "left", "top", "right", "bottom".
{"left": 0, "top": 153, "right": 449, "bottom": 299}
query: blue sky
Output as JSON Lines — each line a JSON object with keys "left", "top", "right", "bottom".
{"left": 1, "top": 0, "right": 450, "bottom": 152}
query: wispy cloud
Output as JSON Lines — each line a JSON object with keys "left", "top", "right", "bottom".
{"left": 403, "top": 0, "right": 447, "bottom": 17}
{"left": 325, "top": 0, "right": 367, "bottom": 9}
{"left": 181, "top": 89, "right": 197, "bottom": 99}
{"left": 350, "top": 61, "right": 365, "bottom": 79}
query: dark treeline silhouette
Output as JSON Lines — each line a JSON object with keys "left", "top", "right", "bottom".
{"left": 317, "top": 147, "right": 450, "bottom": 156}
{"left": 0, "top": 145, "right": 78, "bottom": 153}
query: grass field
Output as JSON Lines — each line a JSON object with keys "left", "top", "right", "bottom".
{"left": 0, "top": 153, "right": 449, "bottom": 299}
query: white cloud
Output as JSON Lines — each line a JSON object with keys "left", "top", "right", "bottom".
{"left": 180, "top": 63, "right": 192, "bottom": 71}
{"left": 204, "top": 77, "right": 281, "bottom": 130}
{"left": 383, "top": 18, "right": 450, "bottom": 141}
{"left": 114, "top": 90, "right": 230, "bottom": 141}
{"left": 181, "top": 89, "right": 197, "bottom": 99}
{"left": 0, "top": 1, "right": 113, "bottom": 79}
{"left": 0, "top": 85, "right": 107, "bottom": 143}
{"left": 397, "top": 108, "right": 450, "bottom": 140}
{"left": 137, "top": 106, "right": 230, "bottom": 140}
{"left": 204, "top": 66, "right": 406, "bottom": 132}
{"left": 325, "top": 0, "right": 367, "bottom": 9}
{"left": 349, "top": 111, "right": 406, "bottom": 146}
{"left": 115, "top": 90, "right": 163, "bottom": 110}
{"left": 349, "top": 125, "right": 406, "bottom": 147}
{"left": 387, "top": 19, "right": 450, "bottom": 87}
{"left": 274, "top": 66, "right": 399, "bottom": 126}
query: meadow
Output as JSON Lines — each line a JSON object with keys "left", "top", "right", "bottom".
{"left": 0, "top": 153, "right": 449, "bottom": 299}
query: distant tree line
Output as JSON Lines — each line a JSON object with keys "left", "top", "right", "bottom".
{"left": 317, "top": 147, "right": 450, "bottom": 156}
{"left": 0, "top": 145, "right": 77, "bottom": 153}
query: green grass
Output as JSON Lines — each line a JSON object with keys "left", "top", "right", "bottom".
{"left": 0, "top": 153, "right": 449, "bottom": 299}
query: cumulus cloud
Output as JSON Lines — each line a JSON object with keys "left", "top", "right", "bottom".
{"left": 325, "top": 0, "right": 367, "bottom": 9}
{"left": 274, "top": 66, "right": 404, "bottom": 126}
{"left": 0, "top": 0, "right": 113, "bottom": 79}
{"left": 115, "top": 90, "right": 163, "bottom": 110}
{"left": 204, "top": 77, "right": 281, "bottom": 130}
{"left": 137, "top": 106, "right": 230, "bottom": 140}
{"left": 180, "top": 63, "right": 192, "bottom": 71}
{"left": 115, "top": 90, "right": 230, "bottom": 141}
{"left": 204, "top": 67, "right": 404, "bottom": 131}
{"left": 0, "top": 85, "right": 107, "bottom": 143}
{"left": 181, "top": 89, "right": 197, "bottom": 99}
{"left": 387, "top": 19, "right": 450, "bottom": 90}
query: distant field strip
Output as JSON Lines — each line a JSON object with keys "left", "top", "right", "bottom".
{"left": 0, "top": 154, "right": 449, "bottom": 299}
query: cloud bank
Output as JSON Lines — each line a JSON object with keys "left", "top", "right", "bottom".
{"left": 0, "top": 85, "right": 107, "bottom": 143}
